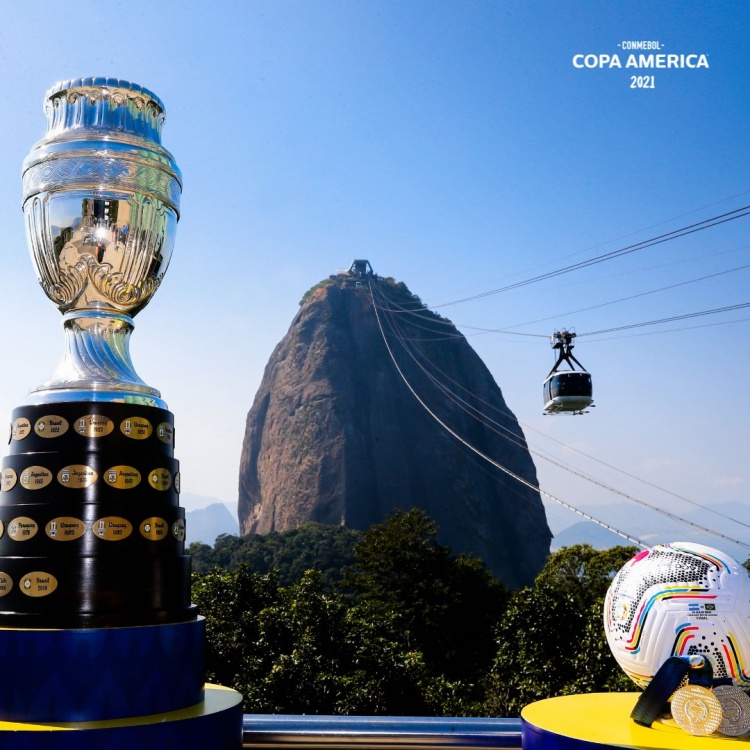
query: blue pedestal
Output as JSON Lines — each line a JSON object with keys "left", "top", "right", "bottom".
{"left": 0, "top": 618, "right": 206, "bottom": 722}
{"left": 0, "top": 620, "right": 243, "bottom": 748}
{"left": 0, "top": 684, "right": 243, "bottom": 750}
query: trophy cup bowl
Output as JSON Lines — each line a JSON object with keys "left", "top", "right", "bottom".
{"left": 21, "top": 77, "right": 182, "bottom": 406}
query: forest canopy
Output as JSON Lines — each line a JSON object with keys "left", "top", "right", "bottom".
{"left": 190, "top": 509, "right": 636, "bottom": 715}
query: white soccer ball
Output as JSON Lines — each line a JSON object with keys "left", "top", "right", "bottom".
{"left": 604, "top": 542, "right": 750, "bottom": 689}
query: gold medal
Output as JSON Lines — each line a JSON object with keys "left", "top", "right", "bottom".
{"left": 714, "top": 684, "right": 750, "bottom": 737}
{"left": 671, "top": 684, "right": 722, "bottom": 735}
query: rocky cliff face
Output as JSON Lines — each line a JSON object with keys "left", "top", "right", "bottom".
{"left": 238, "top": 275, "right": 551, "bottom": 588}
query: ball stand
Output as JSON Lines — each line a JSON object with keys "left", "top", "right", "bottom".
{"left": 522, "top": 693, "right": 742, "bottom": 750}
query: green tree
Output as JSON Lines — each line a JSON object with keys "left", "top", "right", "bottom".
{"left": 484, "top": 585, "right": 583, "bottom": 716}
{"left": 344, "top": 508, "right": 508, "bottom": 688}
{"left": 191, "top": 565, "right": 282, "bottom": 692}
{"left": 337, "top": 608, "right": 438, "bottom": 715}
{"left": 534, "top": 543, "right": 638, "bottom": 605}
{"left": 192, "top": 521, "right": 636, "bottom": 717}
{"left": 483, "top": 544, "right": 636, "bottom": 717}
{"left": 193, "top": 566, "right": 439, "bottom": 714}
{"left": 300, "top": 278, "right": 335, "bottom": 306}
{"left": 243, "top": 570, "right": 351, "bottom": 713}
{"left": 189, "top": 522, "right": 361, "bottom": 588}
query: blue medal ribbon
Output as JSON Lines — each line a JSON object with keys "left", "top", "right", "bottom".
{"left": 631, "top": 657, "right": 689, "bottom": 727}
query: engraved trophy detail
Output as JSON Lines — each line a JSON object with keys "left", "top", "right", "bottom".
{"left": 21, "top": 77, "right": 182, "bottom": 406}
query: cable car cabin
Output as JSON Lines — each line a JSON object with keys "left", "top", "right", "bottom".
{"left": 543, "top": 370, "right": 593, "bottom": 415}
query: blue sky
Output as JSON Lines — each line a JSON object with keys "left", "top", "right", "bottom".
{"left": 0, "top": 1, "right": 748, "bottom": 555}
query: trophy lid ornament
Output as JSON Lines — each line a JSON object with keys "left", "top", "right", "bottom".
{"left": 21, "top": 77, "right": 182, "bottom": 407}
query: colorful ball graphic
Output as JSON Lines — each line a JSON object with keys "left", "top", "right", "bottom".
{"left": 604, "top": 542, "right": 750, "bottom": 689}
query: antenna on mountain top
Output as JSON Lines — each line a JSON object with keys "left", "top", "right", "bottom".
{"left": 348, "top": 259, "right": 374, "bottom": 278}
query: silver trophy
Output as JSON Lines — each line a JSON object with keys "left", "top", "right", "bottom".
{"left": 21, "top": 77, "right": 182, "bottom": 407}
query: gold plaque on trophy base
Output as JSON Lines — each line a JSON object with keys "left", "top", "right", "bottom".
{"left": 20, "top": 572, "right": 58, "bottom": 597}
{"left": 8, "top": 517, "right": 38, "bottom": 541}
{"left": 46, "top": 517, "right": 86, "bottom": 541}
{"left": 94, "top": 517, "right": 133, "bottom": 541}
{"left": 140, "top": 517, "right": 168, "bottom": 540}
{"left": 34, "top": 415, "right": 69, "bottom": 438}
{"left": 103, "top": 466, "right": 142, "bottom": 489}
{"left": 1, "top": 469, "right": 16, "bottom": 491}
{"left": 148, "top": 468, "right": 172, "bottom": 491}
{"left": 75, "top": 415, "right": 114, "bottom": 438}
{"left": 20, "top": 466, "right": 53, "bottom": 490}
{"left": 12, "top": 418, "right": 31, "bottom": 441}
{"left": 57, "top": 465, "right": 97, "bottom": 488}
{"left": 120, "top": 417, "right": 153, "bottom": 439}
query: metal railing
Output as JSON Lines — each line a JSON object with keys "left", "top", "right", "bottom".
{"left": 242, "top": 715, "right": 523, "bottom": 750}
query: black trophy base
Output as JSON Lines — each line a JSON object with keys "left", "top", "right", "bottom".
{"left": 0, "top": 401, "right": 191, "bottom": 628}
{"left": 0, "top": 603, "right": 199, "bottom": 630}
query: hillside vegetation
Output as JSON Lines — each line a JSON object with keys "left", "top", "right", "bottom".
{"left": 191, "top": 509, "right": 635, "bottom": 715}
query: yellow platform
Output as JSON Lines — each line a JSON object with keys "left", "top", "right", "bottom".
{"left": 0, "top": 684, "right": 243, "bottom": 749}
{"left": 522, "top": 692, "right": 750, "bottom": 749}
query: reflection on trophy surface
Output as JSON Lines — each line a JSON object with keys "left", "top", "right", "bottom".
{"left": 21, "top": 77, "right": 182, "bottom": 405}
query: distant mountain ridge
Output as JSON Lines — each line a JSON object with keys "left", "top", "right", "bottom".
{"left": 547, "top": 500, "right": 750, "bottom": 561}
{"left": 237, "top": 273, "right": 552, "bottom": 588}
{"left": 185, "top": 503, "right": 238, "bottom": 545}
